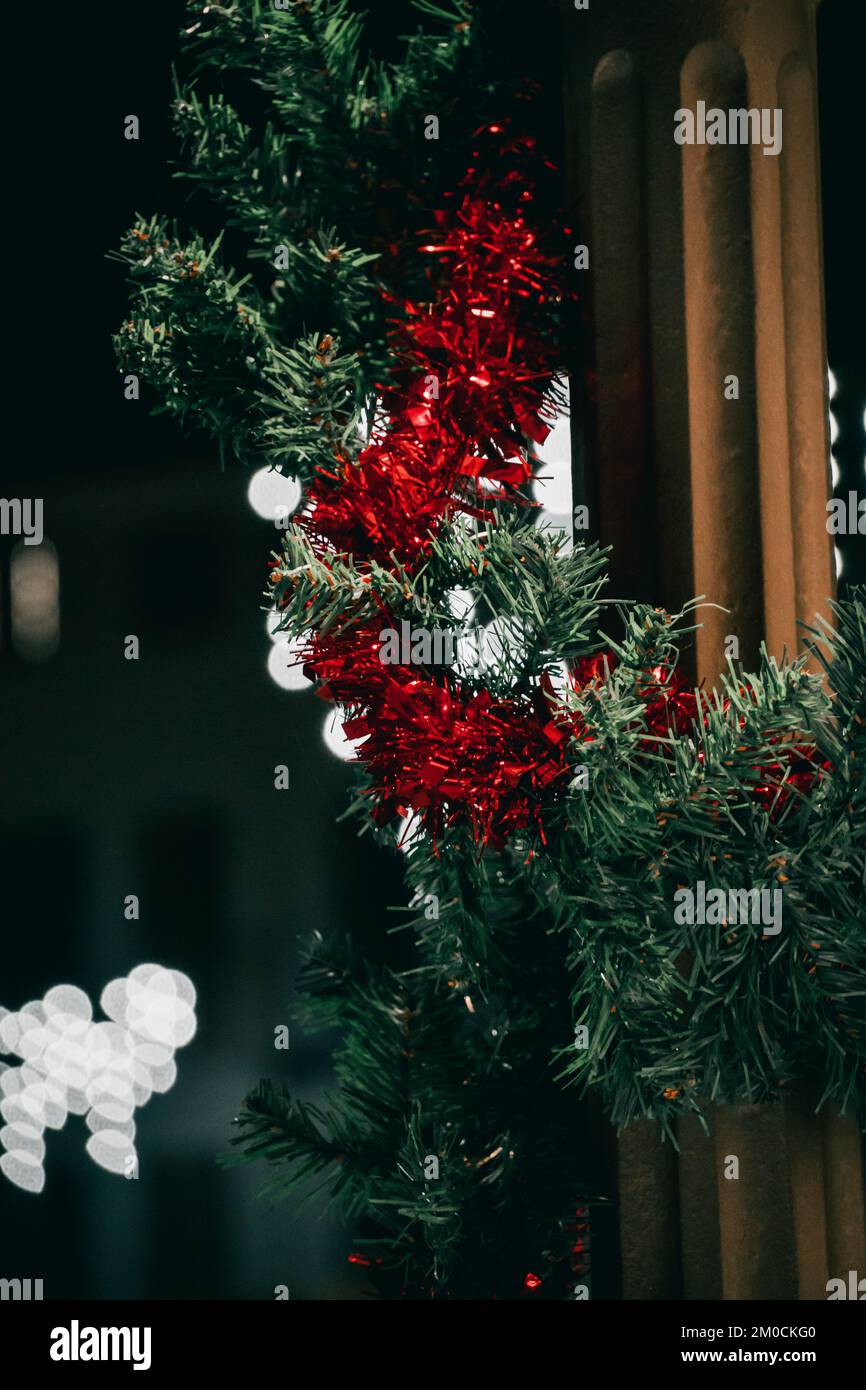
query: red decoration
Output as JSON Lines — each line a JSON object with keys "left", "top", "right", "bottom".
{"left": 303, "top": 141, "right": 563, "bottom": 566}
{"left": 279, "top": 124, "right": 828, "bottom": 846}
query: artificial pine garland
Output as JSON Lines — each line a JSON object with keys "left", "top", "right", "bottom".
{"left": 114, "top": 0, "right": 865, "bottom": 1298}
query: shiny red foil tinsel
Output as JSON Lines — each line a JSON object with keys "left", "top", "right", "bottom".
{"left": 276, "top": 126, "right": 824, "bottom": 846}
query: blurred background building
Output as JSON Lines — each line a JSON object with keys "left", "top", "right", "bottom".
{"left": 0, "top": 454, "right": 413, "bottom": 1298}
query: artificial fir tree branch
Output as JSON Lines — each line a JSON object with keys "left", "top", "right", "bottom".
{"left": 112, "top": 220, "right": 278, "bottom": 463}
{"left": 228, "top": 897, "right": 594, "bottom": 1296}
{"left": 546, "top": 606, "right": 866, "bottom": 1133}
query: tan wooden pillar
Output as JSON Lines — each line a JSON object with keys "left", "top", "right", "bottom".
{"left": 561, "top": 0, "right": 864, "bottom": 1299}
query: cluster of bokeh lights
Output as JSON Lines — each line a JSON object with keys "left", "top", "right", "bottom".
{"left": 0, "top": 964, "right": 197, "bottom": 1193}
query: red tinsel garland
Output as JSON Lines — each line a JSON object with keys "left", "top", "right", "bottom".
{"left": 275, "top": 126, "right": 824, "bottom": 845}
{"left": 291, "top": 124, "right": 579, "bottom": 843}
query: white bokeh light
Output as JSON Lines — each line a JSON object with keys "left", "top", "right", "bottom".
{"left": 447, "top": 589, "right": 479, "bottom": 679}
{"left": 356, "top": 395, "right": 387, "bottom": 442}
{"left": 447, "top": 588, "right": 476, "bottom": 622}
{"left": 545, "top": 660, "right": 572, "bottom": 702}
{"left": 267, "top": 641, "right": 313, "bottom": 691}
{"left": 265, "top": 611, "right": 286, "bottom": 642}
{"left": 322, "top": 709, "right": 360, "bottom": 761}
{"left": 266, "top": 613, "right": 312, "bottom": 691}
{"left": 480, "top": 615, "right": 527, "bottom": 672}
{"left": 531, "top": 377, "right": 573, "bottom": 542}
{"left": 828, "top": 365, "right": 841, "bottom": 486}
{"left": 0, "top": 965, "right": 197, "bottom": 1193}
{"left": 247, "top": 467, "right": 302, "bottom": 522}
{"left": 10, "top": 540, "right": 61, "bottom": 662}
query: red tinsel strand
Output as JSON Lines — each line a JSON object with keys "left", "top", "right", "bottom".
{"left": 302, "top": 191, "right": 564, "bottom": 563}
{"left": 276, "top": 126, "right": 827, "bottom": 844}
{"left": 311, "top": 626, "right": 575, "bottom": 848}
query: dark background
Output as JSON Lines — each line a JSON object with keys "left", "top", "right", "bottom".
{"left": 0, "top": 0, "right": 862, "bottom": 1300}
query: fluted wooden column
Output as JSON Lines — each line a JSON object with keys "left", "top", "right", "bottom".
{"left": 560, "top": 0, "right": 863, "bottom": 1300}
{"left": 680, "top": 37, "right": 765, "bottom": 669}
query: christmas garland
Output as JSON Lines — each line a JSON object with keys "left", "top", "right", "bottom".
{"left": 272, "top": 125, "right": 586, "bottom": 845}
{"left": 115, "top": 0, "right": 865, "bottom": 1296}
{"left": 269, "top": 125, "right": 827, "bottom": 849}
{"left": 263, "top": 121, "right": 865, "bottom": 1145}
